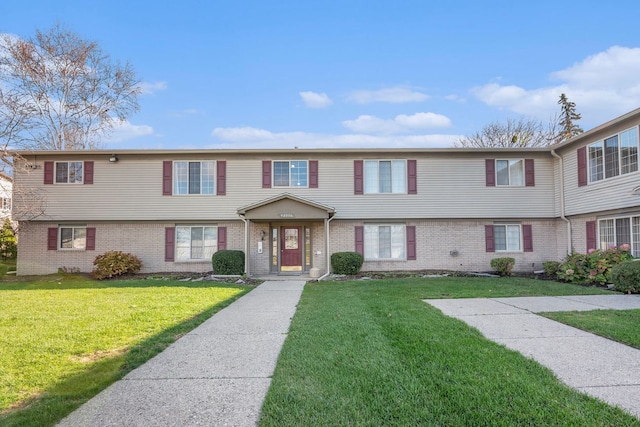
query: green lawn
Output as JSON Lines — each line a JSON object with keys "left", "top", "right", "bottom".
{"left": 0, "top": 273, "right": 252, "bottom": 427}
{"left": 260, "top": 277, "right": 639, "bottom": 426}
{"left": 542, "top": 309, "right": 640, "bottom": 350}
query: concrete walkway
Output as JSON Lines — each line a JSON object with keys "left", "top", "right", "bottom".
{"left": 57, "top": 280, "right": 306, "bottom": 427}
{"left": 424, "top": 294, "right": 640, "bottom": 418}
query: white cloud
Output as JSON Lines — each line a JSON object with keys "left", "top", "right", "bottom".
{"left": 211, "top": 126, "right": 459, "bottom": 149}
{"left": 346, "top": 86, "right": 429, "bottom": 104}
{"left": 105, "top": 120, "right": 154, "bottom": 143}
{"left": 139, "top": 81, "right": 168, "bottom": 95}
{"left": 299, "top": 91, "right": 333, "bottom": 108}
{"left": 472, "top": 46, "right": 640, "bottom": 125}
{"left": 342, "top": 112, "right": 451, "bottom": 134}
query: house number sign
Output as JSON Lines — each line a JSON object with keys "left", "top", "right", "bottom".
{"left": 279, "top": 213, "right": 295, "bottom": 218}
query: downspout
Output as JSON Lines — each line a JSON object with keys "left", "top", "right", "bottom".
{"left": 318, "top": 212, "right": 336, "bottom": 281}
{"left": 551, "top": 149, "right": 572, "bottom": 255}
{"left": 239, "top": 214, "right": 250, "bottom": 276}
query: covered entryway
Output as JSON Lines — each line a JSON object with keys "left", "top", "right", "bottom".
{"left": 237, "top": 193, "right": 336, "bottom": 276}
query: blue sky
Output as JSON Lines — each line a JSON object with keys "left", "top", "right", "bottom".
{"left": 3, "top": 1, "right": 640, "bottom": 149}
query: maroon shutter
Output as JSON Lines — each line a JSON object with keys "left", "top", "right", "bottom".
{"left": 44, "top": 161, "right": 54, "bottom": 184}
{"left": 354, "top": 160, "right": 363, "bottom": 195}
{"left": 165, "top": 227, "right": 175, "bottom": 262}
{"left": 485, "top": 159, "right": 495, "bottom": 187}
{"left": 355, "top": 226, "right": 364, "bottom": 255}
{"left": 522, "top": 224, "right": 533, "bottom": 252}
{"left": 407, "top": 160, "right": 417, "bottom": 194}
{"left": 84, "top": 161, "right": 94, "bottom": 184}
{"left": 309, "top": 160, "right": 318, "bottom": 188}
{"left": 218, "top": 226, "right": 227, "bottom": 250}
{"left": 406, "top": 225, "right": 416, "bottom": 260}
{"left": 577, "top": 147, "right": 587, "bottom": 187}
{"left": 524, "top": 159, "right": 535, "bottom": 187}
{"left": 485, "top": 225, "right": 495, "bottom": 252}
{"left": 262, "top": 161, "right": 271, "bottom": 188}
{"left": 163, "top": 161, "right": 173, "bottom": 195}
{"left": 586, "top": 221, "right": 597, "bottom": 251}
{"left": 47, "top": 228, "right": 58, "bottom": 250}
{"left": 86, "top": 227, "right": 96, "bottom": 250}
{"left": 217, "top": 160, "right": 226, "bottom": 195}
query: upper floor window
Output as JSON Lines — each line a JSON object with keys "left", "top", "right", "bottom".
{"left": 588, "top": 127, "right": 638, "bottom": 183}
{"left": 56, "top": 162, "right": 83, "bottom": 184}
{"left": 173, "top": 161, "right": 215, "bottom": 195}
{"left": 365, "top": 160, "right": 406, "bottom": 194}
{"left": 274, "top": 161, "right": 308, "bottom": 187}
{"left": 496, "top": 159, "right": 524, "bottom": 186}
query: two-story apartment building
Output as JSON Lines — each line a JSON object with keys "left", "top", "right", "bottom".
{"left": 11, "top": 107, "right": 640, "bottom": 277}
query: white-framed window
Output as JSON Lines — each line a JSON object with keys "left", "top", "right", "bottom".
{"left": 1, "top": 198, "right": 10, "bottom": 211}
{"left": 173, "top": 161, "right": 215, "bottom": 195}
{"left": 588, "top": 127, "right": 639, "bottom": 183}
{"left": 496, "top": 159, "right": 524, "bottom": 186}
{"left": 494, "top": 224, "right": 521, "bottom": 252}
{"left": 176, "top": 225, "right": 218, "bottom": 261}
{"left": 59, "top": 226, "right": 86, "bottom": 250}
{"left": 364, "top": 224, "right": 406, "bottom": 260}
{"left": 55, "top": 161, "right": 83, "bottom": 184}
{"left": 598, "top": 216, "right": 639, "bottom": 256}
{"left": 273, "top": 160, "right": 308, "bottom": 187}
{"left": 364, "top": 160, "right": 406, "bottom": 194}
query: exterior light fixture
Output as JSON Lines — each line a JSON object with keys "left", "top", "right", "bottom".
{"left": 261, "top": 230, "right": 267, "bottom": 241}
{"left": 109, "top": 154, "right": 118, "bottom": 163}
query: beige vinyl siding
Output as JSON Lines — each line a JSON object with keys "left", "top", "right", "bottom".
{"left": 15, "top": 152, "right": 557, "bottom": 222}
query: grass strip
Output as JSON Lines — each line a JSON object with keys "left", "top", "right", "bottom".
{"left": 260, "top": 277, "right": 638, "bottom": 426}
{"left": 542, "top": 309, "right": 640, "bottom": 350}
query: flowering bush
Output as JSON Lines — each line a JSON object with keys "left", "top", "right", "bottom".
{"left": 556, "top": 246, "right": 633, "bottom": 284}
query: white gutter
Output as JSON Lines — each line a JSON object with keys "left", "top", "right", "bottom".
{"left": 239, "top": 214, "right": 250, "bottom": 275}
{"left": 551, "top": 149, "right": 572, "bottom": 255}
{"left": 318, "top": 213, "right": 336, "bottom": 281}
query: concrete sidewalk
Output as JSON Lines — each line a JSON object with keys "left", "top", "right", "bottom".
{"left": 424, "top": 294, "right": 640, "bottom": 418}
{"left": 57, "top": 280, "right": 305, "bottom": 427}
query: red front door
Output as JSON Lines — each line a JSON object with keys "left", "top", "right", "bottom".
{"left": 281, "top": 226, "right": 302, "bottom": 271}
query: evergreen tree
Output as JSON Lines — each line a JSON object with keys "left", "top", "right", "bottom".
{"left": 0, "top": 218, "right": 17, "bottom": 260}
{"left": 557, "top": 93, "right": 583, "bottom": 143}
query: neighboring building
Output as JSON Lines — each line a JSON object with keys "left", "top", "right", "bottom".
{"left": 0, "top": 173, "right": 12, "bottom": 222}
{"left": 12, "top": 108, "right": 640, "bottom": 276}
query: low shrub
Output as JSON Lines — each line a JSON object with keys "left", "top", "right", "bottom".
{"left": 543, "top": 261, "right": 561, "bottom": 276}
{"left": 490, "top": 257, "right": 515, "bottom": 276}
{"left": 211, "top": 250, "right": 245, "bottom": 275}
{"left": 331, "top": 251, "right": 364, "bottom": 275}
{"left": 92, "top": 251, "right": 142, "bottom": 280}
{"left": 610, "top": 261, "right": 640, "bottom": 294}
{"left": 556, "top": 247, "right": 633, "bottom": 285}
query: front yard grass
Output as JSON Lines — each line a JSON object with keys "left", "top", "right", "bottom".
{"left": 0, "top": 273, "right": 252, "bottom": 427}
{"left": 542, "top": 309, "right": 640, "bottom": 350}
{"left": 260, "top": 277, "right": 639, "bottom": 426}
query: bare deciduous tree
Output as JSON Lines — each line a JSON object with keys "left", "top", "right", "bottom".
{"left": 0, "top": 24, "right": 141, "bottom": 224}
{"left": 455, "top": 116, "right": 559, "bottom": 148}
{"left": 0, "top": 24, "right": 141, "bottom": 152}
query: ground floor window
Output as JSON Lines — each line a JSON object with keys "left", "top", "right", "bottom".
{"left": 364, "top": 224, "right": 406, "bottom": 260}
{"left": 599, "top": 216, "right": 639, "bottom": 256}
{"left": 176, "top": 226, "right": 217, "bottom": 261}
{"left": 494, "top": 224, "right": 521, "bottom": 252}
{"left": 60, "top": 226, "right": 86, "bottom": 249}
